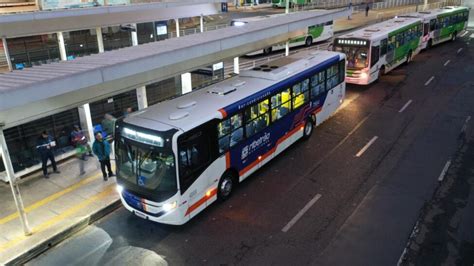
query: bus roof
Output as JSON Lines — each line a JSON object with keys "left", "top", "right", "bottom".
{"left": 124, "top": 50, "right": 344, "bottom": 133}
{"left": 337, "top": 16, "right": 422, "bottom": 42}
{"left": 400, "top": 6, "right": 469, "bottom": 20}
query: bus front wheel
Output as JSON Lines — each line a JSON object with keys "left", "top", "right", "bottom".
{"left": 263, "top": 47, "right": 272, "bottom": 55}
{"left": 305, "top": 36, "right": 313, "bottom": 47}
{"left": 303, "top": 118, "right": 314, "bottom": 139}
{"left": 378, "top": 66, "right": 385, "bottom": 81}
{"left": 217, "top": 172, "right": 235, "bottom": 201}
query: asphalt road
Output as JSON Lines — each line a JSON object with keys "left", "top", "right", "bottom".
{"left": 28, "top": 29, "right": 474, "bottom": 266}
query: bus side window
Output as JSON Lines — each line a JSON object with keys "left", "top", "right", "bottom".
{"left": 423, "top": 23, "right": 429, "bottom": 36}
{"left": 310, "top": 71, "right": 325, "bottom": 99}
{"left": 326, "top": 63, "right": 339, "bottom": 90}
{"left": 338, "top": 60, "right": 345, "bottom": 84}
{"left": 245, "top": 99, "right": 270, "bottom": 138}
{"left": 430, "top": 19, "right": 436, "bottom": 31}
{"left": 380, "top": 39, "right": 387, "bottom": 56}
{"left": 178, "top": 129, "right": 211, "bottom": 192}
{"left": 217, "top": 113, "right": 243, "bottom": 153}
{"left": 271, "top": 88, "right": 291, "bottom": 122}
{"left": 370, "top": 46, "right": 380, "bottom": 68}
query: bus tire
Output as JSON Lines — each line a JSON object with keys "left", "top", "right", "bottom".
{"left": 303, "top": 118, "right": 314, "bottom": 139}
{"left": 263, "top": 47, "right": 272, "bottom": 55}
{"left": 378, "top": 66, "right": 385, "bottom": 81}
{"left": 217, "top": 171, "right": 236, "bottom": 201}
{"left": 451, "top": 31, "right": 457, "bottom": 41}
{"left": 305, "top": 36, "right": 313, "bottom": 47}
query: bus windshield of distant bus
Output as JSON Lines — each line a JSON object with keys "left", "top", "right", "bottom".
{"left": 334, "top": 39, "right": 369, "bottom": 69}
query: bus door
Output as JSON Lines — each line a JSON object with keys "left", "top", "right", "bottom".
{"left": 177, "top": 124, "right": 217, "bottom": 218}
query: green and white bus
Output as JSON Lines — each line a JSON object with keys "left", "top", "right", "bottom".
{"left": 401, "top": 6, "right": 469, "bottom": 50}
{"left": 272, "top": 0, "right": 310, "bottom": 8}
{"left": 334, "top": 16, "right": 423, "bottom": 85}
{"left": 231, "top": 14, "right": 333, "bottom": 55}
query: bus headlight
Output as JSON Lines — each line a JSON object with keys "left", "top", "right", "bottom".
{"left": 162, "top": 201, "right": 177, "bottom": 212}
{"left": 360, "top": 72, "right": 368, "bottom": 80}
{"left": 116, "top": 185, "right": 124, "bottom": 194}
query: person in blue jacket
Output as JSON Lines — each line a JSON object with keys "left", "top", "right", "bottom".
{"left": 36, "top": 131, "right": 61, "bottom": 178}
{"left": 92, "top": 132, "right": 114, "bottom": 181}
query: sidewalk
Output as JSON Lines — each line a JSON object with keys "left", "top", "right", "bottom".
{"left": 0, "top": 156, "right": 120, "bottom": 265}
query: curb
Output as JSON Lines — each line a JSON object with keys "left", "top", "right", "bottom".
{"left": 5, "top": 199, "right": 122, "bottom": 265}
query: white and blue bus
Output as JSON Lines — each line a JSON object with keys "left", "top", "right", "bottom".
{"left": 115, "top": 50, "right": 346, "bottom": 225}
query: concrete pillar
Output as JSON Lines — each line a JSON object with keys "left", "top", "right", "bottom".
{"left": 136, "top": 86, "right": 148, "bottom": 110}
{"left": 131, "top": 23, "right": 138, "bottom": 46}
{"left": 0, "top": 129, "right": 32, "bottom": 236}
{"left": 2, "top": 38, "right": 13, "bottom": 72}
{"left": 181, "top": 72, "right": 192, "bottom": 94}
{"left": 200, "top": 15, "right": 204, "bottom": 33}
{"left": 285, "top": 41, "right": 290, "bottom": 56}
{"left": 78, "top": 103, "right": 94, "bottom": 146}
{"left": 285, "top": 0, "right": 289, "bottom": 14}
{"left": 175, "top": 19, "right": 180, "bottom": 37}
{"left": 96, "top": 27, "right": 104, "bottom": 53}
{"left": 57, "top": 32, "right": 67, "bottom": 61}
{"left": 233, "top": 57, "right": 240, "bottom": 74}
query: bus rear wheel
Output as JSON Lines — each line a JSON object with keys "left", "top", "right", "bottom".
{"left": 303, "top": 118, "right": 314, "bottom": 139}
{"left": 305, "top": 36, "right": 313, "bottom": 47}
{"left": 451, "top": 31, "right": 457, "bottom": 41}
{"left": 263, "top": 47, "right": 272, "bottom": 55}
{"left": 217, "top": 172, "right": 235, "bottom": 201}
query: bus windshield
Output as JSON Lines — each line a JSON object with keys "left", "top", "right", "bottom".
{"left": 116, "top": 137, "right": 177, "bottom": 193}
{"left": 335, "top": 45, "right": 369, "bottom": 69}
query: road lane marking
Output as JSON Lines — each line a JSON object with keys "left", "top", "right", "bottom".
{"left": 457, "top": 48, "right": 463, "bottom": 54}
{"left": 470, "top": 33, "right": 474, "bottom": 38}
{"left": 424, "top": 76, "right": 434, "bottom": 86}
{"left": 438, "top": 160, "right": 451, "bottom": 182}
{"left": 460, "top": 116, "right": 471, "bottom": 134}
{"left": 355, "top": 136, "right": 378, "bottom": 157}
{"left": 444, "top": 60, "right": 450, "bottom": 66}
{"left": 460, "top": 31, "right": 469, "bottom": 37}
{"left": 0, "top": 172, "right": 101, "bottom": 225}
{"left": 398, "top": 99, "right": 413, "bottom": 113}
{"left": 282, "top": 194, "right": 322, "bottom": 233}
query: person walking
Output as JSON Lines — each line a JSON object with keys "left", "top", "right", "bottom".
{"left": 71, "top": 125, "right": 93, "bottom": 160}
{"left": 365, "top": 3, "right": 370, "bottom": 17}
{"left": 348, "top": 2, "right": 353, "bottom": 20}
{"left": 92, "top": 132, "right": 114, "bottom": 181}
{"left": 36, "top": 131, "right": 60, "bottom": 178}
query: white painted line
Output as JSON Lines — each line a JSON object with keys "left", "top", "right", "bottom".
{"left": 461, "top": 31, "right": 469, "bottom": 37}
{"left": 460, "top": 116, "right": 471, "bottom": 134}
{"left": 424, "top": 76, "right": 434, "bottom": 86}
{"left": 398, "top": 99, "right": 413, "bottom": 113}
{"left": 457, "top": 48, "right": 463, "bottom": 54}
{"left": 282, "top": 194, "right": 322, "bottom": 233}
{"left": 438, "top": 160, "right": 451, "bottom": 182}
{"left": 470, "top": 33, "right": 474, "bottom": 38}
{"left": 355, "top": 136, "right": 378, "bottom": 157}
{"left": 444, "top": 60, "right": 450, "bottom": 66}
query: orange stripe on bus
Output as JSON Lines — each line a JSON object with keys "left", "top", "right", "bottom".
{"left": 185, "top": 188, "right": 218, "bottom": 216}
{"left": 218, "top": 109, "right": 227, "bottom": 119}
{"left": 225, "top": 152, "right": 231, "bottom": 169}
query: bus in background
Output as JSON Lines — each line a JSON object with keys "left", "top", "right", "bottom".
{"left": 114, "top": 50, "right": 346, "bottom": 225}
{"left": 401, "top": 6, "right": 469, "bottom": 50}
{"left": 272, "top": 0, "right": 309, "bottom": 8}
{"left": 334, "top": 16, "right": 423, "bottom": 85}
{"left": 231, "top": 14, "right": 333, "bottom": 55}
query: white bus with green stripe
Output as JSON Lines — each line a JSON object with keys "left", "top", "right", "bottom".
{"left": 401, "top": 6, "right": 469, "bottom": 50}
{"left": 231, "top": 14, "right": 333, "bottom": 55}
{"left": 334, "top": 17, "right": 423, "bottom": 85}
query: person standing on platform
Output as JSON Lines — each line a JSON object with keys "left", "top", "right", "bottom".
{"left": 36, "top": 131, "right": 60, "bottom": 178}
{"left": 71, "top": 125, "right": 93, "bottom": 160}
{"left": 93, "top": 132, "right": 115, "bottom": 181}
{"left": 365, "top": 3, "right": 370, "bottom": 17}
{"left": 348, "top": 2, "right": 353, "bottom": 20}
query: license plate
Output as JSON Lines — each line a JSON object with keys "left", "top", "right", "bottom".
{"left": 134, "top": 211, "right": 147, "bottom": 220}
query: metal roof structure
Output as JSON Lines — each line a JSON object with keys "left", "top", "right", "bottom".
{"left": 124, "top": 50, "right": 343, "bottom": 133}
{"left": 0, "top": 0, "right": 223, "bottom": 38}
{"left": 0, "top": 8, "right": 349, "bottom": 128}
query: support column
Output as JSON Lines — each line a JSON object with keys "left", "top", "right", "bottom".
{"left": 96, "top": 27, "right": 104, "bottom": 53}
{"left": 285, "top": 41, "right": 290, "bottom": 56}
{"left": 0, "top": 129, "right": 32, "bottom": 236}
{"left": 131, "top": 23, "right": 138, "bottom": 46}
{"left": 136, "top": 86, "right": 148, "bottom": 110}
{"left": 2, "top": 38, "right": 13, "bottom": 72}
{"left": 78, "top": 104, "right": 94, "bottom": 145}
{"left": 57, "top": 32, "right": 67, "bottom": 61}
{"left": 200, "top": 15, "right": 204, "bottom": 33}
{"left": 181, "top": 73, "right": 192, "bottom": 94}
{"left": 233, "top": 57, "right": 240, "bottom": 74}
{"left": 175, "top": 19, "right": 180, "bottom": 38}
{"left": 285, "top": 0, "right": 289, "bottom": 14}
